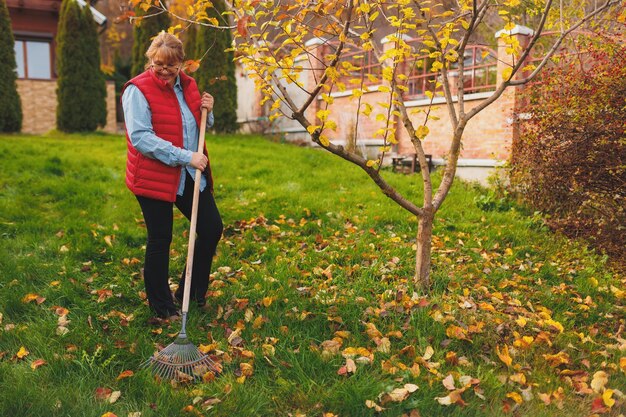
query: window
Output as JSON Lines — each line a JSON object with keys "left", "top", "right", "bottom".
{"left": 14, "top": 38, "right": 52, "bottom": 80}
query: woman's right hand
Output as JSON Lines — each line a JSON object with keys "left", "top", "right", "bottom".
{"left": 190, "top": 152, "right": 208, "bottom": 171}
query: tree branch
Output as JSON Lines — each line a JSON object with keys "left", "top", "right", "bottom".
{"left": 295, "top": 1, "right": 355, "bottom": 117}
{"left": 510, "top": 0, "right": 621, "bottom": 86}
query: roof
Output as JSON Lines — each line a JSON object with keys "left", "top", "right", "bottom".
{"left": 6, "top": 0, "right": 107, "bottom": 26}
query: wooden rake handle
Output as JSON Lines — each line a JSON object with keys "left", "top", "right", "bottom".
{"left": 181, "top": 107, "right": 208, "bottom": 314}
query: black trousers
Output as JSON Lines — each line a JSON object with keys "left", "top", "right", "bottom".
{"left": 136, "top": 173, "right": 223, "bottom": 317}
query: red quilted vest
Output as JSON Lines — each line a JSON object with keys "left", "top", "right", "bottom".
{"left": 123, "top": 70, "right": 213, "bottom": 202}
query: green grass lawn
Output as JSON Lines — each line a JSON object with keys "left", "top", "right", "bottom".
{"left": 0, "top": 132, "right": 624, "bottom": 417}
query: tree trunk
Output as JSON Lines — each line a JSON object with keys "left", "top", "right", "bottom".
{"left": 415, "top": 207, "right": 434, "bottom": 290}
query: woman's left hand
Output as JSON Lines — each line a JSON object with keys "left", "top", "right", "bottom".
{"left": 201, "top": 92, "right": 214, "bottom": 113}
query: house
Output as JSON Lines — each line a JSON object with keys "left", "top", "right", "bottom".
{"left": 7, "top": 0, "right": 117, "bottom": 134}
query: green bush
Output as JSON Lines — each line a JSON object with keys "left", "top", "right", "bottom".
{"left": 194, "top": 0, "right": 238, "bottom": 133}
{"left": 130, "top": 6, "right": 170, "bottom": 77}
{"left": 56, "top": 0, "right": 107, "bottom": 132}
{"left": 0, "top": 0, "right": 22, "bottom": 132}
{"left": 511, "top": 38, "right": 626, "bottom": 264}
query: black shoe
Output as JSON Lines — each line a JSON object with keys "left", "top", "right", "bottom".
{"left": 167, "top": 310, "right": 181, "bottom": 322}
{"left": 173, "top": 292, "right": 183, "bottom": 305}
{"left": 155, "top": 307, "right": 180, "bottom": 321}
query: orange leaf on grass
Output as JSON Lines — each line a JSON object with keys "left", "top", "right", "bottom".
{"left": 116, "top": 370, "right": 134, "bottom": 380}
{"left": 30, "top": 359, "right": 47, "bottom": 370}
{"left": 51, "top": 306, "right": 70, "bottom": 316}
{"left": 364, "top": 322, "right": 383, "bottom": 340}
{"left": 202, "top": 371, "right": 216, "bottom": 383}
{"left": 496, "top": 345, "right": 512, "bottom": 367}
{"left": 446, "top": 325, "right": 469, "bottom": 341}
{"left": 22, "top": 293, "right": 43, "bottom": 304}
{"left": 95, "top": 289, "right": 113, "bottom": 303}
{"left": 95, "top": 387, "right": 112, "bottom": 401}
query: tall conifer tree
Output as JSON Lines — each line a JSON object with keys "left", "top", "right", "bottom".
{"left": 0, "top": 0, "right": 22, "bottom": 132}
{"left": 131, "top": 7, "right": 170, "bottom": 77}
{"left": 56, "top": 0, "right": 107, "bottom": 132}
{"left": 195, "top": 0, "right": 238, "bottom": 133}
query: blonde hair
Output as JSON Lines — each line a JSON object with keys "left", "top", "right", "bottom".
{"left": 144, "top": 32, "right": 184, "bottom": 69}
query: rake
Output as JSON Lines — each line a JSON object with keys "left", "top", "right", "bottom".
{"left": 142, "top": 108, "right": 219, "bottom": 382}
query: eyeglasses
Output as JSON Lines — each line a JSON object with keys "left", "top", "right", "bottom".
{"left": 150, "top": 62, "right": 181, "bottom": 73}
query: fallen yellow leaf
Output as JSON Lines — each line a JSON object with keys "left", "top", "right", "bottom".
{"left": 478, "top": 302, "right": 495, "bottom": 312}
{"left": 506, "top": 391, "right": 523, "bottom": 404}
{"left": 602, "top": 389, "right": 615, "bottom": 408}
{"left": 16, "top": 346, "right": 29, "bottom": 359}
{"left": 509, "top": 373, "right": 526, "bottom": 385}
{"left": 364, "top": 322, "right": 382, "bottom": 340}
{"left": 542, "top": 351, "right": 570, "bottom": 367}
{"left": 513, "top": 335, "right": 534, "bottom": 349}
{"left": 262, "top": 344, "right": 275, "bottom": 357}
{"left": 543, "top": 319, "right": 564, "bottom": 333}
{"left": 198, "top": 343, "right": 217, "bottom": 354}
{"left": 365, "top": 399, "right": 384, "bottom": 412}
{"left": 496, "top": 345, "right": 513, "bottom": 367}
{"left": 240, "top": 362, "right": 254, "bottom": 377}
{"left": 342, "top": 347, "right": 371, "bottom": 357}
{"left": 252, "top": 315, "right": 264, "bottom": 329}
{"left": 22, "top": 294, "right": 39, "bottom": 303}
{"left": 446, "top": 325, "right": 469, "bottom": 340}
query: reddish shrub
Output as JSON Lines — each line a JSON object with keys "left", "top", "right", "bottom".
{"left": 511, "top": 38, "right": 626, "bottom": 265}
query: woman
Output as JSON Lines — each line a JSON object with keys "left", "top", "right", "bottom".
{"left": 121, "top": 32, "right": 223, "bottom": 320}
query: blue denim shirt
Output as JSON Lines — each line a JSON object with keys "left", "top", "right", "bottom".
{"left": 122, "top": 75, "right": 214, "bottom": 196}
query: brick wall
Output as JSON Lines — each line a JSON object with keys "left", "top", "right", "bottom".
{"left": 17, "top": 80, "right": 117, "bottom": 134}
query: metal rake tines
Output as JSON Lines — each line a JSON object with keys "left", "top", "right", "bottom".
{"left": 142, "top": 340, "right": 219, "bottom": 382}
